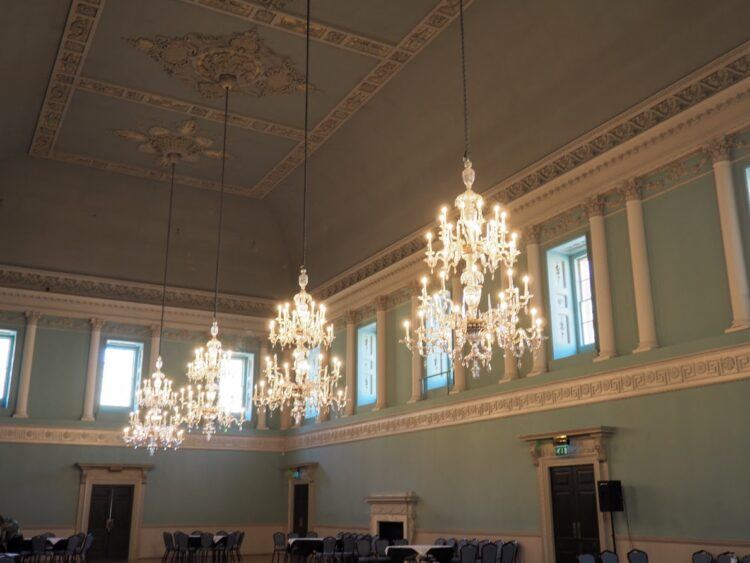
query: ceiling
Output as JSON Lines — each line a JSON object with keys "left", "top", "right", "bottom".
{"left": 1, "top": 0, "right": 749, "bottom": 301}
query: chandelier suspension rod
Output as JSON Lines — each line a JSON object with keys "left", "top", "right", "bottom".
{"left": 212, "top": 85, "right": 230, "bottom": 320}
{"left": 459, "top": 0, "right": 470, "bottom": 161}
{"left": 301, "top": 0, "right": 311, "bottom": 269}
{"left": 158, "top": 161, "right": 177, "bottom": 358}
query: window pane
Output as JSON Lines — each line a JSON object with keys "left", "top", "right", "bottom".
{"left": 357, "top": 323, "right": 377, "bottom": 406}
{"left": 100, "top": 343, "right": 140, "bottom": 408}
{"left": 582, "top": 321, "right": 596, "bottom": 345}
{"left": 220, "top": 356, "right": 246, "bottom": 413}
{"left": 305, "top": 348, "right": 321, "bottom": 419}
{"left": 0, "top": 334, "right": 13, "bottom": 399}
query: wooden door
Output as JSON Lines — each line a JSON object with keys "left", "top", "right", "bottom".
{"left": 87, "top": 485, "right": 134, "bottom": 561}
{"left": 550, "top": 465, "right": 600, "bottom": 563}
{"left": 292, "top": 483, "right": 309, "bottom": 536}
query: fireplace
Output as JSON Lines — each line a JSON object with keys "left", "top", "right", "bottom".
{"left": 378, "top": 521, "right": 404, "bottom": 541}
{"left": 365, "top": 492, "right": 418, "bottom": 543}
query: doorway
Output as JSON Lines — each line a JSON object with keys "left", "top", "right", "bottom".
{"left": 87, "top": 485, "right": 134, "bottom": 561}
{"left": 292, "top": 483, "right": 309, "bottom": 536}
{"left": 550, "top": 465, "right": 600, "bottom": 563}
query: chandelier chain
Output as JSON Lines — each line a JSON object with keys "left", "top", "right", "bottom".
{"left": 301, "top": 0, "right": 311, "bottom": 269}
{"left": 158, "top": 162, "right": 176, "bottom": 357}
{"left": 459, "top": 0, "right": 470, "bottom": 161}
{"left": 213, "top": 86, "right": 229, "bottom": 319}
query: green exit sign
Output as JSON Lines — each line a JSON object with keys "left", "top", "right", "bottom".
{"left": 554, "top": 444, "right": 570, "bottom": 456}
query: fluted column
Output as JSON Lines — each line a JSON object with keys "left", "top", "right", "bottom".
{"left": 500, "top": 347, "right": 519, "bottom": 383}
{"left": 525, "top": 226, "right": 549, "bottom": 376}
{"left": 256, "top": 341, "right": 269, "bottom": 430}
{"left": 148, "top": 324, "right": 160, "bottom": 373}
{"left": 408, "top": 284, "right": 423, "bottom": 403}
{"left": 622, "top": 180, "right": 659, "bottom": 353}
{"left": 707, "top": 136, "right": 750, "bottom": 332}
{"left": 81, "top": 318, "right": 105, "bottom": 421}
{"left": 450, "top": 276, "right": 467, "bottom": 394}
{"left": 345, "top": 311, "right": 356, "bottom": 416}
{"left": 13, "top": 311, "right": 40, "bottom": 418}
{"left": 586, "top": 197, "right": 617, "bottom": 361}
{"left": 374, "top": 296, "right": 387, "bottom": 410}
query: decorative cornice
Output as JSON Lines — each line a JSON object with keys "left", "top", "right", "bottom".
{"left": 584, "top": 195, "right": 606, "bottom": 218}
{"left": 523, "top": 225, "right": 542, "bottom": 245}
{"left": 0, "top": 265, "right": 274, "bottom": 318}
{"left": 285, "top": 341, "right": 750, "bottom": 451}
{"left": 704, "top": 134, "right": 738, "bottom": 162}
{"left": 250, "top": 0, "right": 473, "bottom": 197}
{"left": 0, "top": 425, "right": 285, "bottom": 452}
{"left": 620, "top": 178, "right": 643, "bottom": 201}
{"left": 24, "top": 310, "right": 41, "bottom": 325}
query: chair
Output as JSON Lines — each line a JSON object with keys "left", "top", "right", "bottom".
{"left": 717, "top": 553, "right": 738, "bottom": 563}
{"left": 54, "top": 534, "right": 81, "bottom": 563}
{"left": 79, "top": 533, "right": 94, "bottom": 563}
{"left": 355, "top": 538, "right": 372, "bottom": 561}
{"left": 163, "top": 532, "right": 176, "bottom": 561}
{"left": 233, "top": 531, "right": 244, "bottom": 559}
{"left": 307, "top": 532, "right": 319, "bottom": 538}
{"left": 480, "top": 542, "right": 498, "bottom": 563}
{"left": 627, "top": 549, "right": 648, "bottom": 563}
{"left": 194, "top": 533, "right": 212, "bottom": 560}
{"left": 218, "top": 531, "right": 228, "bottom": 536}
{"left": 25, "top": 535, "right": 48, "bottom": 563}
{"left": 601, "top": 550, "right": 619, "bottom": 563}
{"left": 215, "top": 532, "right": 238, "bottom": 562}
{"left": 499, "top": 541, "right": 518, "bottom": 563}
{"left": 692, "top": 550, "right": 713, "bottom": 563}
{"left": 740, "top": 556, "right": 750, "bottom": 563}
{"left": 288, "top": 533, "right": 300, "bottom": 540}
{"left": 392, "top": 539, "right": 408, "bottom": 547}
{"left": 459, "top": 543, "right": 478, "bottom": 563}
{"left": 315, "top": 537, "right": 337, "bottom": 563}
{"left": 577, "top": 556, "right": 596, "bottom": 563}
{"left": 272, "top": 532, "right": 287, "bottom": 563}
{"left": 372, "top": 539, "right": 389, "bottom": 562}
{"left": 335, "top": 535, "right": 356, "bottom": 563}
{"left": 435, "top": 539, "right": 447, "bottom": 546}
{"left": 174, "top": 532, "right": 190, "bottom": 561}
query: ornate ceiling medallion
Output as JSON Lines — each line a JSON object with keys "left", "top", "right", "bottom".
{"left": 126, "top": 29, "right": 312, "bottom": 99}
{"left": 114, "top": 120, "right": 231, "bottom": 167}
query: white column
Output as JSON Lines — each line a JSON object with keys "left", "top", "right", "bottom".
{"left": 500, "top": 347, "right": 519, "bottom": 383}
{"left": 81, "top": 318, "right": 105, "bottom": 422}
{"left": 450, "top": 276, "right": 467, "bottom": 394}
{"left": 525, "top": 226, "right": 549, "bottom": 376}
{"left": 708, "top": 136, "right": 750, "bottom": 332}
{"left": 622, "top": 180, "right": 659, "bottom": 353}
{"left": 408, "top": 285, "right": 423, "bottom": 403}
{"left": 345, "top": 312, "right": 356, "bottom": 416}
{"left": 374, "top": 296, "right": 387, "bottom": 410}
{"left": 13, "top": 311, "right": 40, "bottom": 418}
{"left": 586, "top": 197, "right": 617, "bottom": 361}
{"left": 148, "top": 324, "right": 160, "bottom": 372}
{"left": 256, "top": 340, "right": 269, "bottom": 430}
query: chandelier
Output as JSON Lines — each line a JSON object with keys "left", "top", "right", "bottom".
{"left": 123, "top": 156, "right": 184, "bottom": 454}
{"left": 402, "top": 0, "right": 544, "bottom": 378}
{"left": 253, "top": 0, "right": 346, "bottom": 423}
{"left": 180, "top": 74, "right": 244, "bottom": 440}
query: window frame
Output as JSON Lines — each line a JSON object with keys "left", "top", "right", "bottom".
{"left": 0, "top": 329, "right": 17, "bottom": 407}
{"left": 421, "top": 289, "right": 453, "bottom": 393}
{"left": 98, "top": 339, "right": 144, "bottom": 410}
{"left": 356, "top": 321, "right": 378, "bottom": 407}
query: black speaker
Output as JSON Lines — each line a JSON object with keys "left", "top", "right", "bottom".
{"left": 597, "top": 480, "right": 623, "bottom": 512}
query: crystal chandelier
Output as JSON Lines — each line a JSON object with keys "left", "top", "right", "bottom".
{"left": 253, "top": 0, "right": 346, "bottom": 423}
{"left": 181, "top": 75, "right": 244, "bottom": 439}
{"left": 123, "top": 156, "right": 184, "bottom": 454}
{"left": 402, "top": 0, "right": 544, "bottom": 378}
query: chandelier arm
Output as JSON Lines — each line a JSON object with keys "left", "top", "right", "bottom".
{"left": 158, "top": 161, "right": 177, "bottom": 358}
{"left": 301, "top": 0, "right": 311, "bottom": 270}
{"left": 459, "top": 0, "right": 470, "bottom": 162}
{"left": 213, "top": 85, "right": 230, "bottom": 319}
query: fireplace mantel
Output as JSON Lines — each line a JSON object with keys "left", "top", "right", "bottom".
{"left": 365, "top": 492, "right": 418, "bottom": 542}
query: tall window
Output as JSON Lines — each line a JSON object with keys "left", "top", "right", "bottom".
{"left": 99, "top": 340, "right": 143, "bottom": 408}
{"left": 423, "top": 289, "right": 453, "bottom": 392}
{"left": 357, "top": 322, "right": 377, "bottom": 406}
{"left": 220, "top": 352, "right": 254, "bottom": 419}
{"left": 305, "top": 347, "right": 322, "bottom": 419}
{"left": 0, "top": 330, "right": 17, "bottom": 406}
{"left": 546, "top": 235, "right": 596, "bottom": 360}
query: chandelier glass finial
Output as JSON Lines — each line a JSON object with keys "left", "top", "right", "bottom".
{"left": 123, "top": 158, "right": 185, "bottom": 454}
{"left": 402, "top": 0, "right": 544, "bottom": 377}
{"left": 181, "top": 75, "right": 244, "bottom": 440}
{"left": 253, "top": 0, "right": 346, "bottom": 424}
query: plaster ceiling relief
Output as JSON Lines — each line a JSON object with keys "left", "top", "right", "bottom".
{"left": 126, "top": 28, "right": 313, "bottom": 99}
{"left": 114, "top": 119, "right": 232, "bottom": 167}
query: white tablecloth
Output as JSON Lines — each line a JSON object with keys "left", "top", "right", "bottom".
{"left": 386, "top": 545, "right": 452, "bottom": 557}
{"left": 47, "top": 538, "right": 65, "bottom": 546}
{"left": 288, "top": 538, "right": 323, "bottom": 547}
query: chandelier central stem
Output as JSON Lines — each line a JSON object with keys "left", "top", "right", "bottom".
{"left": 158, "top": 161, "right": 176, "bottom": 357}
{"left": 213, "top": 84, "right": 230, "bottom": 319}
{"left": 301, "top": 0, "right": 311, "bottom": 270}
{"left": 459, "top": 0, "right": 470, "bottom": 161}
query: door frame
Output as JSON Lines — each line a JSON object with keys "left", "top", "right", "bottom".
{"left": 520, "top": 427, "right": 614, "bottom": 563}
{"left": 75, "top": 463, "right": 153, "bottom": 560}
{"left": 285, "top": 463, "right": 317, "bottom": 533}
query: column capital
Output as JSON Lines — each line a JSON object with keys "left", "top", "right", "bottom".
{"left": 585, "top": 195, "right": 606, "bottom": 218}
{"left": 374, "top": 295, "right": 388, "bottom": 311}
{"left": 620, "top": 179, "right": 643, "bottom": 202}
{"left": 407, "top": 280, "right": 422, "bottom": 297}
{"left": 149, "top": 324, "right": 161, "bottom": 337}
{"left": 24, "top": 311, "right": 41, "bottom": 325}
{"left": 89, "top": 318, "right": 105, "bottom": 330}
{"left": 523, "top": 224, "right": 542, "bottom": 245}
{"left": 705, "top": 134, "right": 737, "bottom": 163}
{"left": 345, "top": 309, "right": 358, "bottom": 325}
